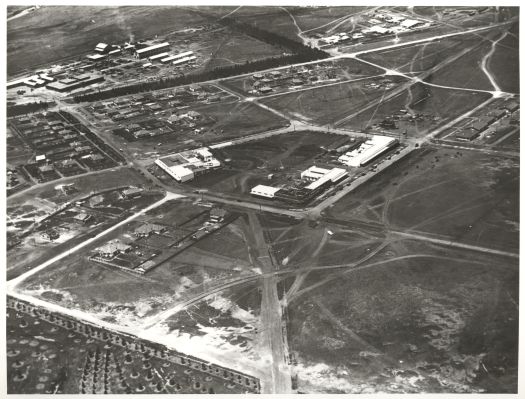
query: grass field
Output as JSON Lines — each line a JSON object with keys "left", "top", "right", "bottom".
{"left": 326, "top": 146, "right": 519, "bottom": 253}
{"left": 284, "top": 6, "right": 371, "bottom": 33}
{"left": 259, "top": 76, "right": 407, "bottom": 126}
{"left": 488, "top": 22, "right": 519, "bottom": 93}
{"left": 358, "top": 34, "right": 478, "bottom": 74}
{"left": 285, "top": 240, "right": 518, "bottom": 393}
{"left": 200, "top": 31, "right": 286, "bottom": 71}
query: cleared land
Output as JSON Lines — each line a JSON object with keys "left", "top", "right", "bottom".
{"left": 326, "top": 147, "right": 519, "bottom": 253}
{"left": 285, "top": 240, "right": 518, "bottom": 393}
{"left": 259, "top": 76, "right": 407, "bottom": 125}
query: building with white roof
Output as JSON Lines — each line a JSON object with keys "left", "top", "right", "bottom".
{"left": 304, "top": 167, "right": 348, "bottom": 190}
{"left": 338, "top": 135, "right": 398, "bottom": 167}
{"left": 251, "top": 185, "right": 281, "bottom": 198}
{"left": 148, "top": 52, "right": 169, "bottom": 61}
{"left": 301, "top": 166, "right": 331, "bottom": 181}
{"left": 95, "top": 43, "right": 109, "bottom": 53}
{"left": 401, "top": 19, "right": 425, "bottom": 28}
{"left": 155, "top": 147, "right": 220, "bottom": 183}
{"left": 135, "top": 42, "right": 170, "bottom": 59}
{"left": 86, "top": 53, "right": 106, "bottom": 61}
{"left": 172, "top": 55, "right": 197, "bottom": 65}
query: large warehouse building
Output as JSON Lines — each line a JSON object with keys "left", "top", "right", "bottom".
{"left": 135, "top": 42, "right": 170, "bottom": 59}
{"left": 155, "top": 147, "right": 220, "bottom": 183}
{"left": 338, "top": 135, "right": 398, "bottom": 167}
{"left": 46, "top": 75, "right": 105, "bottom": 92}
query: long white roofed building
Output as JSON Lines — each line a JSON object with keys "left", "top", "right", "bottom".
{"left": 338, "top": 135, "right": 398, "bottom": 167}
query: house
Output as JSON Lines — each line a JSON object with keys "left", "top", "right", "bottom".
{"left": 133, "top": 223, "right": 166, "bottom": 238}
{"left": 42, "top": 229, "right": 60, "bottom": 241}
{"left": 192, "top": 229, "right": 208, "bottom": 240}
{"left": 186, "top": 110, "right": 201, "bottom": 120}
{"left": 73, "top": 212, "right": 93, "bottom": 224}
{"left": 38, "top": 164, "right": 55, "bottom": 176}
{"left": 122, "top": 186, "right": 143, "bottom": 198}
{"left": 89, "top": 195, "right": 104, "bottom": 207}
{"left": 210, "top": 208, "right": 227, "bottom": 222}
{"left": 58, "top": 159, "right": 77, "bottom": 169}
{"left": 96, "top": 240, "right": 132, "bottom": 258}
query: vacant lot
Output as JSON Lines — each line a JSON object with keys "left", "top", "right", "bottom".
{"left": 285, "top": 240, "right": 518, "bottom": 393}
{"left": 327, "top": 146, "right": 519, "bottom": 253}
{"left": 260, "top": 76, "right": 407, "bottom": 126}
{"left": 358, "top": 34, "right": 478, "bottom": 74}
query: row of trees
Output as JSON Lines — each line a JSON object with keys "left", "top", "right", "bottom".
{"left": 74, "top": 50, "right": 328, "bottom": 103}
{"left": 73, "top": 18, "right": 330, "bottom": 103}
{"left": 218, "top": 16, "right": 327, "bottom": 59}
{"left": 7, "top": 101, "right": 55, "bottom": 117}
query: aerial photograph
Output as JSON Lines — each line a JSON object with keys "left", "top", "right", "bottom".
{"left": 5, "top": 4, "right": 519, "bottom": 395}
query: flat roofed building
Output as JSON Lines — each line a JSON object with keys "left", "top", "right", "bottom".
{"left": 305, "top": 168, "right": 348, "bottom": 190}
{"left": 148, "top": 52, "right": 169, "bottom": 61}
{"left": 161, "top": 51, "right": 193, "bottom": 63}
{"left": 95, "top": 42, "right": 109, "bottom": 53}
{"left": 301, "top": 166, "right": 331, "bottom": 181}
{"left": 338, "top": 135, "right": 398, "bottom": 167}
{"left": 171, "top": 55, "right": 197, "bottom": 65}
{"left": 86, "top": 53, "right": 107, "bottom": 61}
{"left": 401, "top": 19, "right": 425, "bottom": 28}
{"left": 47, "top": 75, "right": 104, "bottom": 92}
{"left": 135, "top": 42, "right": 170, "bottom": 59}
{"left": 39, "top": 74, "right": 55, "bottom": 82}
{"left": 155, "top": 147, "right": 219, "bottom": 183}
{"left": 251, "top": 184, "right": 281, "bottom": 198}
{"left": 158, "top": 163, "right": 194, "bottom": 182}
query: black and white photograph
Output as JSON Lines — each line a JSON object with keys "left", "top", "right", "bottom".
{"left": 4, "top": 3, "right": 521, "bottom": 396}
